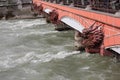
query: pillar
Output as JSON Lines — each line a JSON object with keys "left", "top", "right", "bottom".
{"left": 74, "top": 30, "right": 85, "bottom": 51}
{"left": 54, "top": 21, "right": 73, "bottom": 31}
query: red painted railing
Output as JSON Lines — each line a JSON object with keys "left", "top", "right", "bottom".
{"left": 33, "top": 0, "right": 120, "bottom": 48}
{"left": 104, "top": 34, "right": 120, "bottom": 47}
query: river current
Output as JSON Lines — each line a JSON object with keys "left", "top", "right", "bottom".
{"left": 0, "top": 19, "right": 119, "bottom": 80}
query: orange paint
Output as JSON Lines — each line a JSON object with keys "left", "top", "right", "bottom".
{"left": 33, "top": 0, "right": 120, "bottom": 48}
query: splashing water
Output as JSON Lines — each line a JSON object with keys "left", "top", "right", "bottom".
{"left": 0, "top": 19, "right": 119, "bottom": 80}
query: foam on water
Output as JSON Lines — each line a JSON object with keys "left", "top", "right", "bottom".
{"left": 31, "top": 51, "right": 80, "bottom": 63}
{"left": 0, "top": 51, "right": 80, "bottom": 72}
{"left": 80, "top": 66, "right": 90, "bottom": 70}
{"left": 19, "top": 20, "right": 46, "bottom": 29}
{"left": 16, "top": 30, "right": 59, "bottom": 37}
{"left": 0, "top": 19, "right": 46, "bottom": 30}
{"left": 22, "top": 68, "right": 39, "bottom": 75}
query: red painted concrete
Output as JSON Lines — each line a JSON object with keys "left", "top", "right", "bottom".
{"left": 33, "top": 0, "right": 120, "bottom": 48}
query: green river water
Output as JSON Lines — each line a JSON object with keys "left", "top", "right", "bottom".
{"left": 0, "top": 19, "right": 119, "bottom": 80}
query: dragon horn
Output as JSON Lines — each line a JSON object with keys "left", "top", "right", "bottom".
{"left": 89, "top": 21, "right": 96, "bottom": 28}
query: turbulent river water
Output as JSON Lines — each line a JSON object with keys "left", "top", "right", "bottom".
{"left": 0, "top": 19, "right": 119, "bottom": 80}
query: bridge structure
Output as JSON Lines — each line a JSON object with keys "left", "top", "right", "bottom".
{"left": 32, "top": 0, "right": 120, "bottom": 56}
